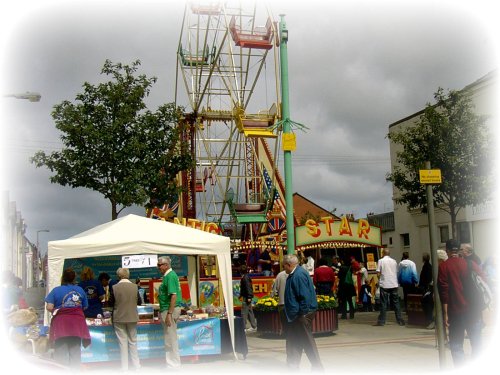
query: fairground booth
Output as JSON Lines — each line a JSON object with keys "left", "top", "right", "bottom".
{"left": 46, "top": 214, "right": 247, "bottom": 364}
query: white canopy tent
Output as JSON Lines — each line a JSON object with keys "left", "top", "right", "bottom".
{"left": 46, "top": 214, "right": 235, "bottom": 355}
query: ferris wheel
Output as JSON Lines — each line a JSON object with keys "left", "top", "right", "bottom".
{"left": 174, "top": 1, "right": 286, "bottom": 240}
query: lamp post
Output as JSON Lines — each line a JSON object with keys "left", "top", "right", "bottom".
{"left": 3, "top": 91, "right": 41, "bottom": 102}
{"left": 36, "top": 229, "right": 50, "bottom": 285}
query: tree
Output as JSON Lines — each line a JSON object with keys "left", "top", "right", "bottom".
{"left": 31, "top": 60, "right": 193, "bottom": 220}
{"left": 386, "top": 87, "right": 494, "bottom": 239}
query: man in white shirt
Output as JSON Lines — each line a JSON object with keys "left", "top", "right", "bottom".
{"left": 375, "top": 248, "right": 405, "bottom": 326}
{"left": 271, "top": 269, "right": 289, "bottom": 355}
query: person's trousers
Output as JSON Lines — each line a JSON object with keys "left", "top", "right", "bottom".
{"left": 448, "top": 313, "right": 482, "bottom": 366}
{"left": 160, "top": 307, "right": 181, "bottom": 368}
{"left": 421, "top": 292, "right": 434, "bottom": 325}
{"left": 114, "top": 322, "right": 141, "bottom": 371}
{"left": 401, "top": 284, "right": 415, "bottom": 310}
{"left": 53, "top": 336, "right": 82, "bottom": 369}
{"left": 241, "top": 300, "right": 257, "bottom": 329}
{"left": 339, "top": 294, "right": 355, "bottom": 318}
{"left": 278, "top": 305, "right": 291, "bottom": 358}
{"left": 286, "top": 311, "right": 323, "bottom": 371}
{"left": 377, "top": 287, "right": 404, "bottom": 324}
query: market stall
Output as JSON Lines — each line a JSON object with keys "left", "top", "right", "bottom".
{"left": 46, "top": 214, "right": 237, "bottom": 357}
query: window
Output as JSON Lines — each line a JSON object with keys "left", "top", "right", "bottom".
{"left": 439, "top": 225, "right": 450, "bottom": 244}
{"left": 457, "top": 222, "right": 471, "bottom": 244}
{"left": 401, "top": 233, "right": 410, "bottom": 247}
{"left": 389, "top": 237, "right": 393, "bottom": 245}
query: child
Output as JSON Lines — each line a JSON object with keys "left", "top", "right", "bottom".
{"left": 360, "top": 279, "right": 373, "bottom": 312}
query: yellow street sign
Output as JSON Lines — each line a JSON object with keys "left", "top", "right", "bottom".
{"left": 419, "top": 169, "right": 442, "bottom": 184}
{"left": 282, "top": 133, "right": 296, "bottom": 151}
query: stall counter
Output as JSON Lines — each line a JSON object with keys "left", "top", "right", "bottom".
{"left": 82, "top": 316, "right": 247, "bottom": 363}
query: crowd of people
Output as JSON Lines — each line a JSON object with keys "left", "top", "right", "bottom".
{"left": 40, "top": 260, "right": 176, "bottom": 370}
{"left": 239, "top": 242, "right": 495, "bottom": 370}
{"left": 5, "top": 239, "right": 491, "bottom": 371}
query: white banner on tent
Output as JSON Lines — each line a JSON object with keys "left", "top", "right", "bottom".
{"left": 122, "top": 254, "right": 158, "bottom": 269}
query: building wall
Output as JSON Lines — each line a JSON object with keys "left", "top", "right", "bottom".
{"left": 388, "top": 71, "right": 497, "bottom": 271}
{"left": 2, "top": 191, "right": 35, "bottom": 289}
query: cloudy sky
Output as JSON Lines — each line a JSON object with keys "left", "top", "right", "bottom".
{"left": 1, "top": 0, "right": 498, "bottom": 256}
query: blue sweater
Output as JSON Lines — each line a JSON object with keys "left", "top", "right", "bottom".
{"left": 284, "top": 265, "right": 317, "bottom": 322}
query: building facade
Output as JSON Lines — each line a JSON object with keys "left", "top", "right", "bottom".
{"left": 387, "top": 71, "right": 497, "bottom": 270}
{"left": 1, "top": 191, "right": 38, "bottom": 290}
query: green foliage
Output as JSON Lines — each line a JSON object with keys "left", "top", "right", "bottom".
{"left": 386, "top": 87, "right": 494, "bottom": 236}
{"left": 31, "top": 60, "right": 193, "bottom": 219}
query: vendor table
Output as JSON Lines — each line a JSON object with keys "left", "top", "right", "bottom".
{"left": 82, "top": 316, "right": 247, "bottom": 363}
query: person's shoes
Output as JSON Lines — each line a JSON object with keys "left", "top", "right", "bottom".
{"left": 245, "top": 327, "right": 257, "bottom": 333}
{"left": 426, "top": 322, "right": 435, "bottom": 330}
{"left": 398, "top": 320, "right": 405, "bottom": 326}
{"left": 373, "top": 322, "right": 384, "bottom": 326}
{"left": 349, "top": 314, "right": 355, "bottom": 319}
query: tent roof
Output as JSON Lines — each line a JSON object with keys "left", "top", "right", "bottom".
{"left": 49, "top": 214, "right": 229, "bottom": 256}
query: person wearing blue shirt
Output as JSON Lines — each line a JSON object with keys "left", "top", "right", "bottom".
{"left": 78, "top": 267, "right": 105, "bottom": 318}
{"left": 45, "top": 268, "right": 90, "bottom": 368}
{"left": 283, "top": 254, "right": 323, "bottom": 371}
{"left": 398, "top": 252, "right": 419, "bottom": 312}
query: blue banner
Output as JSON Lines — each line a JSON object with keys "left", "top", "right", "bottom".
{"left": 82, "top": 318, "right": 221, "bottom": 363}
{"left": 178, "top": 318, "right": 221, "bottom": 356}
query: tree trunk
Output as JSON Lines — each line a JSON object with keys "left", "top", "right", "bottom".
{"left": 111, "top": 200, "right": 118, "bottom": 220}
{"left": 450, "top": 206, "right": 457, "bottom": 240}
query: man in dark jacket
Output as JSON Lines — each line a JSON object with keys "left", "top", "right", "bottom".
{"left": 418, "top": 252, "right": 434, "bottom": 328}
{"left": 283, "top": 254, "right": 323, "bottom": 371}
{"left": 438, "top": 239, "right": 484, "bottom": 367}
{"left": 239, "top": 265, "right": 257, "bottom": 332}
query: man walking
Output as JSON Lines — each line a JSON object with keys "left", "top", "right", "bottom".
{"left": 418, "top": 252, "right": 434, "bottom": 329}
{"left": 271, "top": 269, "right": 289, "bottom": 353}
{"left": 157, "top": 256, "right": 182, "bottom": 369}
{"left": 398, "top": 251, "right": 418, "bottom": 311}
{"left": 283, "top": 254, "right": 323, "bottom": 371}
{"left": 438, "top": 239, "right": 484, "bottom": 366}
{"left": 239, "top": 265, "right": 257, "bottom": 332}
{"left": 375, "top": 248, "right": 405, "bottom": 326}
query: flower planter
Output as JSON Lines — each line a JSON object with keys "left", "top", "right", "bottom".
{"left": 255, "top": 310, "right": 283, "bottom": 335}
{"left": 312, "top": 307, "right": 338, "bottom": 334}
{"left": 255, "top": 309, "right": 338, "bottom": 335}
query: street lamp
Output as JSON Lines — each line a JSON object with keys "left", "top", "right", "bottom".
{"left": 3, "top": 91, "right": 41, "bottom": 102}
{"left": 36, "top": 229, "right": 50, "bottom": 285}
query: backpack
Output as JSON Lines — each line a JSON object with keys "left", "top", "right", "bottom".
{"left": 464, "top": 259, "right": 493, "bottom": 311}
{"left": 344, "top": 267, "right": 353, "bottom": 285}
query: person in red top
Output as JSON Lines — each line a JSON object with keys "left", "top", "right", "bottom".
{"left": 437, "top": 239, "right": 484, "bottom": 367}
{"left": 313, "top": 258, "right": 335, "bottom": 295}
{"left": 350, "top": 257, "right": 361, "bottom": 304}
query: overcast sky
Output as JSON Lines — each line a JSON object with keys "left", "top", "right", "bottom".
{"left": 1, "top": 0, "right": 498, "bottom": 257}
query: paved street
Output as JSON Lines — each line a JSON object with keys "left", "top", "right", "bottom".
{"left": 6, "top": 309, "right": 498, "bottom": 374}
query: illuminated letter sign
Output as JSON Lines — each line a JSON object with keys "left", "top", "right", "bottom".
{"left": 295, "top": 216, "right": 381, "bottom": 247}
{"left": 339, "top": 216, "right": 352, "bottom": 236}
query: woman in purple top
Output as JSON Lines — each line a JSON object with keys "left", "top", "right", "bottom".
{"left": 45, "top": 268, "right": 90, "bottom": 369}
